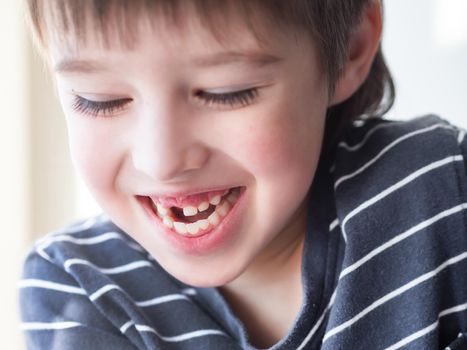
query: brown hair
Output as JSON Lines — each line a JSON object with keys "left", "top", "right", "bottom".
{"left": 24, "top": 0, "right": 395, "bottom": 148}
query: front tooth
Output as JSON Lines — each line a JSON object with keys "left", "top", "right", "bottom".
{"left": 173, "top": 222, "right": 187, "bottom": 234}
{"left": 183, "top": 206, "right": 198, "bottom": 217}
{"left": 163, "top": 216, "right": 174, "bottom": 228}
{"left": 198, "top": 201, "right": 209, "bottom": 212}
{"left": 209, "top": 195, "right": 221, "bottom": 206}
{"left": 186, "top": 223, "right": 200, "bottom": 235}
{"left": 208, "top": 211, "right": 220, "bottom": 226}
{"left": 156, "top": 203, "right": 169, "bottom": 216}
{"left": 216, "top": 201, "right": 230, "bottom": 217}
{"left": 197, "top": 219, "right": 209, "bottom": 230}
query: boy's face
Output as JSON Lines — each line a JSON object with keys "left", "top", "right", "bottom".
{"left": 49, "top": 10, "right": 330, "bottom": 287}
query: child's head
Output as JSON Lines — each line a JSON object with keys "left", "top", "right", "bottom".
{"left": 25, "top": 0, "right": 393, "bottom": 287}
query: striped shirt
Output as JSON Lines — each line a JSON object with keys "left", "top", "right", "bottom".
{"left": 19, "top": 115, "right": 467, "bottom": 349}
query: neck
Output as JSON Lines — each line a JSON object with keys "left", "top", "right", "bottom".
{"left": 219, "top": 201, "right": 308, "bottom": 348}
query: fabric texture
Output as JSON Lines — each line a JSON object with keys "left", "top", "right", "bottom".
{"left": 19, "top": 115, "right": 467, "bottom": 349}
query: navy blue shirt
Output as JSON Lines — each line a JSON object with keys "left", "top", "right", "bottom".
{"left": 20, "top": 115, "right": 467, "bottom": 349}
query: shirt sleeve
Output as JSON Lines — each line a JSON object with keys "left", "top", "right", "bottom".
{"left": 19, "top": 249, "right": 137, "bottom": 350}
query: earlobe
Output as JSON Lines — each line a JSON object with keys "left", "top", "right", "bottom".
{"left": 330, "top": 0, "right": 383, "bottom": 106}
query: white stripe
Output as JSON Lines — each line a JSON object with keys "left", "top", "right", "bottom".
{"left": 334, "top": 124, "right": 454, "bottom": 190}
{"left": 20, "top": 321, "right": 82, "bottom": 331}
{"left": 90, "top": 284, "right": 122, "bottom": 301}
{"left": 42, "top": 216, "right": 103, "bottom": 238}
{"left": 42, "top": 231, "right": 125, "bottom": 247}
{"left": 458, "top": 129, "right": 466, "bottom": 145}
{"left": 136, "top": 294, "right": 190, "bottom": 307}
{"left": 297, "top": 289, "right": 338, "bottom": 350}
{"left": 384, "top": 302, "right": 467, "bottom": 350}
{"left": 135, "top": 324, "right": 227, "bottom": 342}
{"left": 37, "top": 231, "right": 144, "bottom": 254}
{"left": 340, "top": 155, "right": 463, "bottom": 240}
{"left": 36, "top": 247, "right": 53, "bottom": 263}
{"left": 323, "top": 250, "right": 467, "bottom": 343}
{"left": 341, "top": 230, "right": 348, "bottom": 244}
{"left": 439, "top": 302, "right": 467, "bottom": 317}
{"left": 181, "top": 288, "right": 197, "bottom": 296}
{"left": 352, "top": 119, "right": 366, "bottom": 128}
{"left": 329, "top": 219, "right": 339, "bottom": 232}
{"left": 340, "top": 203, "right": 467, "bottom": 280}
{"left": 18, "top": 279, "right": 86, "bottom": 295}
{"left": 385, "top": 320, "right": 438, "bottom": 350}
{"left": 338, "top": 124, "right": 393, "bottom": 152}
{"left": 64, "top": 258, "right": 152, "bottom": 275}
{"left": 120, "top": 320, "right": 134, "bottom": 334}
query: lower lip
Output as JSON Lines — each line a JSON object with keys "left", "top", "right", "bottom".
{"left": 139, "top": 187, "right": 247, "bottom": 255}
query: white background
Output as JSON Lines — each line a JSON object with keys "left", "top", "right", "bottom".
{"left": 383, "top": 0, "right": 467, "bottom": 126}
{"left": 0, "top": 1, "right": 466, "bottom": 348}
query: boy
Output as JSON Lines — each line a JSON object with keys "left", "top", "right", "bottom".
{"left": 20, "top": 0, "right": 467, "bottom": 349}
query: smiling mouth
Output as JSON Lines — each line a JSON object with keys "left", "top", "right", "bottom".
{"left": 140, "top": 187, "right": 242, "bottom": 236}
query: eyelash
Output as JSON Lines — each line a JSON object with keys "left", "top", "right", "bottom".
{"left": 71, "top": 96, "right": 132, "bottom": 118}
{"left": 195, "top": 88, "right": 259, "bottom": 108}
{"left": 70, "top": 88, "right": 259, "bottom": 118}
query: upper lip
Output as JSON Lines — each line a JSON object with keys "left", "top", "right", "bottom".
{"left": 137, "top": 186, "right": 241, "bottom": 207}
{"left": 140, "top": 186, "right": 237, "bottom": 199}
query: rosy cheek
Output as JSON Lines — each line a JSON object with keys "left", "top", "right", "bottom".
{"left": 236, "top": 124, "right": 303, "bottom": 177}
{"left": 68, "top": 126, "right": 119, "bottom": 193}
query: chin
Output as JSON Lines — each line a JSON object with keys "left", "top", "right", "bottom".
{"left": 168, "top": 263, "right": 242, "bottom": 288}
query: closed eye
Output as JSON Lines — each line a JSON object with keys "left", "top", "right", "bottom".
{"left": 195, "top": 88, "right": 259, "bottom": 108}
{"left": 71, "top": 95, "right": 132, "bottom": 118}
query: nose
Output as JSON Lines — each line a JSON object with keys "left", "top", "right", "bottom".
{"left": 131, "top": 108, "right": 209, "bottom": 182}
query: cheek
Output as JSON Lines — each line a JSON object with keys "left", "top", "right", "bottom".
{"left": 232, "top": 106, "right": 325, "bottom": 180}
{"left": 67, "top": 122, "right": 122, "bottom": 195}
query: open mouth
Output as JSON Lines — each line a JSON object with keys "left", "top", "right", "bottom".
{"left": 139, "top": 187, "right": 242, "bottom": 237}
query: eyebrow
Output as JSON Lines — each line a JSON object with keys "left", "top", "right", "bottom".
{"left": 192, "top": 51, "right": 283, "bottom": 68}
{"left": 53, "top": 51, "right": 283, "bottom": 74}
{"left": 53, "top": 60, "right": 110, "bottom": 74}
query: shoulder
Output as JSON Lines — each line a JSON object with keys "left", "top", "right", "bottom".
{"left": 333, "top": 114, "right": 467, "bottom": 201}
{"left": 19, "top": 215, "right": 182, "bottom": 348}
{"left": 20, "top": 213, "right": 163, "bottom": 292}
{"left": 331, "top": 113, "right": 467, "bottom": 263}
{"left": 334, "top": 114, "right": 465, "bottom": 174}
{"left": 326, "top": 115, "right": 467, "bottom": 348}
{"left": 20, "top": 213, "right": 149, "bottom": 298}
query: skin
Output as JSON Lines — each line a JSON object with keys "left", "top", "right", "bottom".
{"left": 46, "top": 1, "right": 381, "bottom": 347}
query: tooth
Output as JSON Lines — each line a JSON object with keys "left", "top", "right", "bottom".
{"left": 197, "top": 219, "right": 209, "bottom": 230}
{"left": 183, "top": 206, "right": 198, "bottom": 217}
{"left": 209, "top": 195, "right": 221, "bottom": 206}
{"left": 198, "top": 201, "right": 209, "bottom": 212}
{"left": 156, "top": 203, "right": 169, "bottom": 216}
{"left": 186, "top": 222, "right": 200, "bottom": 235}
{"left": 163, "top": 216, "right": 174, "bottom": 228}
{"left": 208, "top": 211, "right": 220, "bottom": 226}
{"left": 226, "top": 192, "right": 238, "bottom": 204}
{"left": 173, "top": 222, "right": 187, "bottom": 234}
{"left": 222, "top": 189, "right": 229, "bottom": 196}
{"left": 216, "top": 201, "right": 230, "bottom": 217}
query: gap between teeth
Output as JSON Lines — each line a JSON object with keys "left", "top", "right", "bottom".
{"left": 153, "top": 189, "right": 239, "bottom": 236}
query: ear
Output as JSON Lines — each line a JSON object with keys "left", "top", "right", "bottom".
{"left": 329, "top": 0, "right": 383, "bottom": 106}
